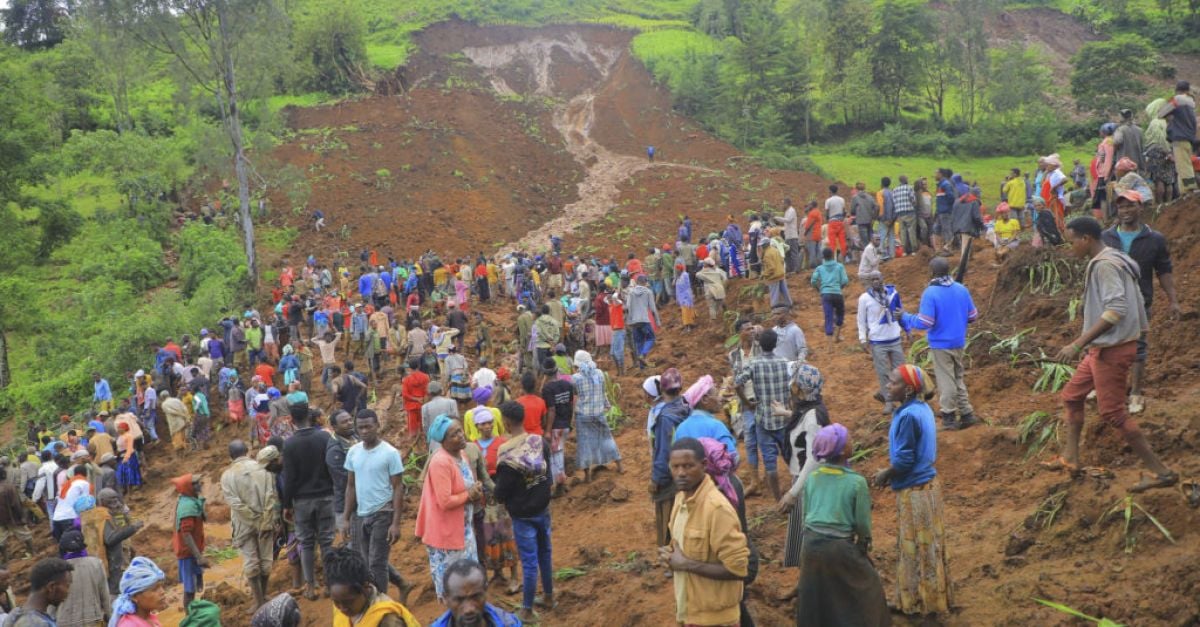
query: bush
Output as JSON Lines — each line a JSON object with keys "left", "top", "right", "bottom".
{"left": 845, "top": 123, "right": 952, "bottom": 157}
{"left": 177, "top": 222, "right": 247, "bottom": 298}
{"left": 53, "top": 220, "right": 169, "bottom": 291}
{"left": 293, "top": 4, "right": 369, "bottom": 94}
{"left": 951, "top": 114, "right": 1061, "bottom": 157}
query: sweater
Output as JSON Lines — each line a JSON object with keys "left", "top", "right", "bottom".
{"left": 414, "top": 449, "right": 471, "bottom": 550}
{"left": 760, "top": 245, "right": 785, "bottom": 282}
{"left": 1100, "top": 224, "right": 1172, "bottom": 308}
{"left": 810, "top": 260, "right": 848, "bottom": 295}
{"left": 857, "top": 287, "right": 904, "bottom": 344}
{"left": 802, "top": 464, "right": 872, "bottom": 541}
{"left": 902, "top": 279, "right": 978, "bottom": 350}
{"left": 624, "top": 285, "right": 660, "bottom": 326}
{"left": 1080, "top": 247, "right": 1148, "bottom": 348}
{"left": 281, "top": 427, "right": 334, "bottom": 508}
{"left": 888, "top": 398, "right": 938, "bottom": 491}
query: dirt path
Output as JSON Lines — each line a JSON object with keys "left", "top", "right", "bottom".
{"left": 463, "top": 33, "right": 716, "bottom": 254}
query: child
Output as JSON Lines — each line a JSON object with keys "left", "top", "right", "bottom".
{"left": 171, "top": 474, "right": 209, "bottom": 610}
{"left": 810, "top": 247, "right": 849, "bottom": 349}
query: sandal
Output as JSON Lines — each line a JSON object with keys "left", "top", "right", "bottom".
{"left": 534, "top": 595, "right": 558, "bottom": 610}
{"left": 1039, "top": 456, "right": 1081, "bottom": 477}
{"left": 1081, "top": 466, "right": 1114, "bottom": 480}
{"left": 1129, "top": 471, "right": 1179, "bottom": 493}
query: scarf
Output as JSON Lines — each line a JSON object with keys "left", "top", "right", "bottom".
{"left": 930, "top": 275, "right": 955, "bottom": 288}
{"left": 699, "top": 437, "right": 739, "bottom": 508}
{"left": 497, "top": 433, "right": 547, "bottom": 477}
{"left": 108, "top": 557, "right": 165, "bottom": 627}
{"left": 812, "top": 423, "right": 850, "bottom": 465}
{"left": 180, "top": 600, "right": 222, "bottom": 627}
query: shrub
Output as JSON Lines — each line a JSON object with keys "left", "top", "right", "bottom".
{"left": 293, "top": 4, "right": 369, "bottom": 94}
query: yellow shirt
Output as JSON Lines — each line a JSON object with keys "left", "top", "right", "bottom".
{"left": 995, "top": 218, "right": 1021, "bottom": 241}
{"left": 463, "top": 406, "right": 505, "bottom": 441}
{"left": 1002, "top": 177, "right": 1026, "bottom": 209}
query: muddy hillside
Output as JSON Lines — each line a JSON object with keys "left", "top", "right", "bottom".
{"left": 9, "top": 21, "right": 1194, "bottom": 627}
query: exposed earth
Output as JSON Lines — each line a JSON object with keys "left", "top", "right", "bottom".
{"left": 10, "top": 19, "right": 1200, "bottom": 627}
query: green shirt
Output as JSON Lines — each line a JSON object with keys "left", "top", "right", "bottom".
{"left": 802, "top": 464, "right": 872, "bottom": 541}
{"left": 245, "top": 327, "right": 263, "bottom": 350}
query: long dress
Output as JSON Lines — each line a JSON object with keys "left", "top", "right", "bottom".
{"left": 425, "top": 455, "right": 478, "bottom": 600}
{"left": 572, "top": 369, "right": 622, "bottom": 469}
{"left": 115, "top": 434, "right": 142, "bottom": 488}
{"left": 476, "top": 437, "right": 517, "bottom": 573}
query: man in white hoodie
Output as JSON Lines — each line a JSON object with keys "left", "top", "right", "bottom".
{"left": 857, "top": 270, "right": 907, "bottom": 414}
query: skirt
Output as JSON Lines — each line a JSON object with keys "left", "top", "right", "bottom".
{"left": 550, "top": 428, "right": 569, "bottom": 485}
{"left": 191, "top": 413, "right": 211, "bottom": 444}
{"left": 427, "top": 538, "right": 478, "bottom": 601}
{"left": 254, "top": 412, "right": 271, "bottom": 445}
{"left": 594, "top": 324, "right": 612, "bottom": 347}
{"left": 227, "top": 399, "right": 245, "bottom": 423}
{"left": 680, "top": 305, "right": 695, "bottom": 326}
{"left": 482, "top": 501, "right": 517, "bottom": 571}
{"left": 895, "top": 480, "right": 953, "bottom": 615}
{"left": 796, "top": 531, "right": 891, "bottom": 626}
{"left": 783, "top": 497, "right": 804, "bottom": 568}
{"left": 575, "top": 414, "right": 621, "bottom": 469}
{"left": 116, "top": 455, "right": 142, "bottom": 487}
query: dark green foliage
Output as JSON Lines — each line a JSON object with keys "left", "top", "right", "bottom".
{"left": 1069, "top": 35, "right": 1157, "bottom": 115}
{"left": 871, "top": 0, "right": 931, "bottom": 120}
{"left": 177, "top": 222, "right": 247, "bottom": 298}
{"left": 293, "top": 4, "right": 370, "bottom": 94}
{"left": 1, "top": 0, "right": 66, "bottom": 50}
{"left": 33, "top": 198, "right": 79, "bottom": 260}
{"left": 691, "top": 0, "right": 743, "bottom": 38}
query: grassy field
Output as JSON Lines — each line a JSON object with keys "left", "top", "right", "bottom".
{"left": 21, "top": 173, "right": 122, "bottom": 218}
{"left": 809, "top": 148, "right": 1093, "bottom": 206}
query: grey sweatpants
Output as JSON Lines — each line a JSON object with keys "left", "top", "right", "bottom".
{"left": 931, "top": 348, "right": 973, "bottom": 417}
{"left": 870, "top": 340, "right": 906, "bottom": 410}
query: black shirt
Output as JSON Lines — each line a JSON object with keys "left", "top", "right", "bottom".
{"left": 281, "top": 427, "right": 334, "bottom": 507}
{"left": 541, "top": 379, "right": 575, "bottom": 430}
{"left": 1101, "top": 225, "right": 1172, "bottom": 308}
{"left": 493, "top": 437, "right": 552, "bottom": 519}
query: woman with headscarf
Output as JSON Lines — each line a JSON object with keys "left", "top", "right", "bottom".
{"left": 251, "top": 382, "right": 271, "bottom": 445}
{"left": 445, "top": 346, "right": 471, "bottom": 402}
{"left": 115, "top": 423, "right": 141, "bottom": 496}
{"left": 464, "top": 387, "right": 504, "bottom": 442}
{"left": 873, "top": 364, "right": 952, "bottom": 617}
{"left": 109, "top": 556, "right": 167, "bottom": 626}
{"left": 471, "top": 408, "right": 522, "bottom": 595}
{"left": 250, "top": 593, "right": 300, "bottom": 627}
{"left": 571, "top": 351, "right": 623, "bottom": 483}
{"left": 1040, "top": 154, "right": 1069, "bottom": 234}
{"left": 278, "top": 344, "right": 300, "bottom": 388}
{"left": 795, "top": 424, "right": 889, "bottom": 626}
{"left": 778, "top": 362, "right": 831, "bottom": 568}
{"left": 414, "top": 416, "right": 483, "bottom": 602}
{"left": 1142, "top": 97, "right": 1177, "bottom": 204}
{"left": 266, "top": 388, "right": 294, "bottom": 441}
{"left": 674, "top": 263, "right": 695, "bottom": 332}
{"left": 724, "top": 216, "right": 744, "bottom": 278}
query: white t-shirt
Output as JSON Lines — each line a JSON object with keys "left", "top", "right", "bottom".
{"left": 54, "top": 477, "right": 90, "bottom": 521}
{"left": 471, "top": 368, "right": 497, "bottom": 390}
{"left": 825, "top": 195, "right": 846, "bottom": 220}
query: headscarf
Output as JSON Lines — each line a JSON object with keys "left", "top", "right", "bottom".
{"left": 256, "top": 445, "right": 280, "bottom": 465}
{"left": 282, "top": 343, "right": 294, "bottom": 356}
{"left": 812, "top": 423, "right": 850, "bottom": 465}
{"left": 496, "top": 366, "right": 511, "bottom": 382}
{"left": 179, "top": 600, "right": 222, "bottom": 627}
{"left": 682, "top": 375, "right": 714, "bottom": 408}
{"left": 1043, "top": 153, "right": 1062, "bottom": 168}
{"left": 699, "top": 437, "right": 739, "bottom": 507}
{"left": 573, "top": 350, "right": 595, "bottom": 370}
{"left": 641, "top": 375, "right": 661, "bottom": 399}
{"left": 251, "top": 593, "right": 301, "bottom": 627}
{"left": 791, "top": 363, "right": 824, "bottom": 402}
{"left": 660, "top": 368, "right": 683, "bottom": 392}
{"left": 1145, "top": 98, "right": 1168, "bottom": 148}
{"left": 267, "top": 387, "right": 281, "bottom": 399}
{"left": 59, "top": 528, "right": 88, "bottom": 559}
{"left": 429, "top": 414, "right": 454, "bottom": 443}
{"left": 108, "top": 557, "right": 166, "bottom": 627}
{"left": 472, "top": 386, "right": 493, "bottom": 405}
{"left": 897, "top": 364, "right": 934, "bottom": 398}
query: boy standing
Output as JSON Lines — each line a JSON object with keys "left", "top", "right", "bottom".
{"left": 172, "top": 473, "right": 209, "bottom": 610}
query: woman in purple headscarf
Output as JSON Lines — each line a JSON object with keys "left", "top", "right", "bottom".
{"left": 794, "top": 424, "right": 889, "bottom": 626}
{"left": 697, "top": 437, "right": 758, "bottom": 627}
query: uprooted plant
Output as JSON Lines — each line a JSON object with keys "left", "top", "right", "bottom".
{"left": 1018, "top": 411, "right": 1058, "bottom": 460}
{"left": 1031, "top": 489, "right": 1069, "bottom": 528}
{"left": 1099, "top": 495, "right": 1177, "bottom": 554}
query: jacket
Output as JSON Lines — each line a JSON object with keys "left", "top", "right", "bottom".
{"left": 1159, "top": 94, "right": 1197, "bottom": 143}
{"left": 857, "top": 286, "right": 904, "bottom": 344}
{"left": 902, "top": 279, "right": 978, "bottom": 350}
{"left": 851, "top": 191, "right": 878, "bottom": 226}
{"left": 1100, "top": 224, "right": 1171, "bottom": 308}
{"left": 280, "top": 427, "right": 334, "bottom": 507}
{"left": 1081, "top": 247, "right": 1148, "bottom": 348}
{"left": 810, "top": 260, "right": 848, "bottom": 295}
{"left": 696, "top": 266, "right": 728, "bottom": 300}
{"left": 414, "top": 448, "right": 472, "bottom": 550}
{"left": 492, "top": 435, "right": 552, "bottom": 519}
{"left": 950, "top": 193, "right": 983, "bottom": 236}
{"left": 760, "top": 245, "right": 785, "bottom": 282}
{"left": 888, "top": 398, "right": 938, "bottom": 491}
{"left": 651, "top": 398, "right": 691, "bottom": 487}
{"left": 624, "top": 285, "right": 660, "bottom": 326}
{"left": 669, "top": 475, "right": 749, "bottom": 626}
{"left": 220, "top": 456, "right": 278, "bottom": 543}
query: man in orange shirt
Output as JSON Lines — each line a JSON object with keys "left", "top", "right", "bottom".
{"left": 515, "top": 371, "right": 548, "bottom": 436}
{"left": 254, "top": 361, "right": 276, "bottom": 389}
{"left": 401, "top": 358, "right": 430, "bottom": 439}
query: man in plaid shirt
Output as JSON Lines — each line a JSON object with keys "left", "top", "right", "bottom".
{"left": 734, "top": 329, "right": 792, "bottom": 500}
{"left": 893, "top": 175, "right": 919, "bottom": 257}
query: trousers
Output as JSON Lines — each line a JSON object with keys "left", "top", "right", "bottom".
{"left": 351, "top": 508, "right": 394, "bottom": 593}
{"left": 869, "top": 341, "right": 906, "bottom": 409}
{"left": 293, "top": 495, "right": 336, "bottom": 587}
{"left": 931, "top": 348, "right": 973, "bottom": 417}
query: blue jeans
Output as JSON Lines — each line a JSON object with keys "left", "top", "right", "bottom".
{"left": 820, "top": 293, "right": 845, "bottom": 336}
{"left": 768, "top": 280, "right": 792, "bottom": 309}
{"left": 756, "top": 422, "right": 788, "bottom": 472}
{"left": 610, "top": 330, "right": 626, "bottom": 366}
{"left": 742, "top": 410, "right": 761, "bottom": 470}
{"left": 629, "top": 323, "right": 654, "bottom": 358}
{"left": 512, "top": 510, "right": 554, "bottom": 610}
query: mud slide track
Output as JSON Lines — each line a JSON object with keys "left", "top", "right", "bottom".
{"left": 462, "top": 32, "right": 715, "bottom": 253}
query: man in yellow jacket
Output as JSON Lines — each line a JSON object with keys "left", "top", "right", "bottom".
{"left": 660, "top": 438, "right": 749, "bottom": 627}
{"left": 760, "top": 231, "right": 791, "bottom": 310}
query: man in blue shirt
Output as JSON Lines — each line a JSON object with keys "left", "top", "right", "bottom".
{"left": 343, "top": 409, "right": 411, "bottom": 603}
{"left": 92, "top": 373, "right": 113, "bottom": 414}
{"left": 933, "top": 168, "right": 956, "bottom": 254}
{"left": 432, "top": 559, "right": 522, "bottom": 627}
{"left": 902, "top": 258, "right": 980, "bottom": 431}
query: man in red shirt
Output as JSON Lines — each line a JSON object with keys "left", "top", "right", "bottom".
{"left": 802, "top": 200, "right": 824, "bottom": 270}
{"left": 515, "top": 371, "right": 548, "bottom": 436}
{"left": 254, "top": 361, "right": 276, "bottom": 388}
{"left": 607, "top": 290, "right": 627, "bottom": 375}
{"left": 401, "top": 358, "right": 430, "bottom": 438}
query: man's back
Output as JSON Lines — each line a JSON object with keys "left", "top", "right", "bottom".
{"left": 825, "top": 195, "right": 845, "bottom": 219}
{"left": 282, "top": 428, "right": 334, "bottom": 506}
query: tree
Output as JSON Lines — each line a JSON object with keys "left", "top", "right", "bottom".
{"left": 1, "top": 0, "right": 67, "bottom": 49}
{"left": 74, "top": 0, "right": 145, "bottom": 132}
{"left": 691, "top": 0, "right": 743, "bottom": 38}
{"left": 871, "top": 0, "right": 931, "bottom": 120}
{"left": 818, "top": 0, "right": 874, "bottom": 126}
{"left": 715, "top": 0, "right": 802, "bottom": 150}
{"left": 293, "top": 3, "right": 370, "bottom": 94}
{"left": 131, "top": 0, "right": 290, "bottom": 290}
{"left": 60, "top": 129, "right": 187, "bottom": 211}
{"left": 985, "top": 43, "right": 1052, "bottom": 118}
{"left": 1070, "top": 35, "right": 1157, "bottom": 115}
{"left": 944, "top": 0, "right": 991, "bottom": 126}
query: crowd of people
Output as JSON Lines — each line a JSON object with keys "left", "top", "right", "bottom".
{"left": 0, "top": 83, "right": 1194, "bottom": 627}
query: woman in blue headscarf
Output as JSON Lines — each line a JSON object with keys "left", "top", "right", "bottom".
{"left": 109, "top": 556, "right": 167, "bottom": 627}
{"left": 414, "top": 416, "right": 483, "bottom": 602}
{"left": 794, "top": 424, "right": 889, "bottom": 626}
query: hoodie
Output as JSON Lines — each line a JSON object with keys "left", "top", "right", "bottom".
{"left": 625, "top": 284, "right": 660, "bottom": 326}
{"left": 950, "top": 193, "right": 983, "bottom": 236}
